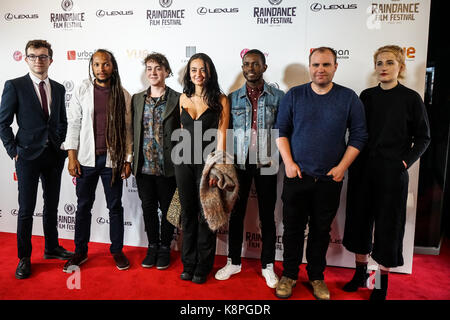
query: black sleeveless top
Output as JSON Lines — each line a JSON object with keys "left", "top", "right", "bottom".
{"left": 180, "top": 107, "right": 219, "bottom": 164}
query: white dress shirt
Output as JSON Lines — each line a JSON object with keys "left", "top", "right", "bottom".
{"left": 29, "top": 72, "right": 52, "bottom": 116}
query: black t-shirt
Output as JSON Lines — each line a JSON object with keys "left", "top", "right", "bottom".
{"left": 359, "top": 83, "right": 430, "bottom": 167}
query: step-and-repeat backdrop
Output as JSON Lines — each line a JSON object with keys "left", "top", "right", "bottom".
{"left": 0, "top": 0, "right": 430, "bottom": 273}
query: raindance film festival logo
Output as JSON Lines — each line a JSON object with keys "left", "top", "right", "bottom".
{"left": 147, "top": 0, "right": 185, "bottom": 27}
{"left": 58, "top": 203, "right": 76, "bottom": 231}
{"left": 50, "top": 0, "right": 85, "bottom": 29}
{"left": 275, "top": 234, "right": 283, "bottom": 250}
{"left": 246, "top": 232, "right": 262, "bottom": 249}
{"left": 253, "top": 0, "right": 297, "bottom": 25}
{"left": 367, "top": 0, "right": 420, "bottom": 29}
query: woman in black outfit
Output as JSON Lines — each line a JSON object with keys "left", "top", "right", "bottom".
{"left": 342, "top": 45, "right": 430, "bottom": 300}
{"left": 174, "top": 53, "right": 230, "bottom": 284}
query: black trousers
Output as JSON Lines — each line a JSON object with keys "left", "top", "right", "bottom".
{"left": 343, "top": 157, "right": 409, "bottom": 268}
{"left": 136, "top": 173, "right": 177, "bottom": 247}
{"left": 15, "top": 146, "right": 65, "bottom": 259}
{"left": 74, "top": 154, "right": 124, "bottom": 254}
{"left": 281, "top": 174, "right": 343, "bottom": 281}
{"left": 228, "top": 165, "right": 277, "bottom": 267}
{"left": 175, "top": 163, "right": 216, "bottom": 277}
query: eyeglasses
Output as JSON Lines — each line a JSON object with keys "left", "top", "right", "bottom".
{"left": 26, "top": 54, "right": 51, "bottom": 61}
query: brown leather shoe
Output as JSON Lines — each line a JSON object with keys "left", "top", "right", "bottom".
{"left": 275, "top": 276, "right": 297, "bottom": 299}
{"left": 113, "top": 251, "right": 130, "bottom": 270}
{"left": 310, "top": 280, "right": 330, "bottom": 300}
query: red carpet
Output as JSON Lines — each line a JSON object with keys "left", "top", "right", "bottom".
{"left": 1, "top": 231, "right": 449, "bottom": 300}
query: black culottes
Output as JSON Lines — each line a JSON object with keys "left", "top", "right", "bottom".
{"left": 343, "top": 156, "right": 409, "bottom": 268}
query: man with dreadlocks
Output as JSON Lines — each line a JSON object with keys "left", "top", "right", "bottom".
{"left": 63, "top": 49, "right": 133, "bottom": 272}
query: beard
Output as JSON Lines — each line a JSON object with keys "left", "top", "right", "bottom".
{"left": 95, "top": 76, "right": 112, "bottom": 83}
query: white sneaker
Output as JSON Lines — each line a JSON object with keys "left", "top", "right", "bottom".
{"left": 215, "top": 258, "right": 241, "bottom": 280}
{"left": 262, "top": 263, "right": 279, "bottom": 288}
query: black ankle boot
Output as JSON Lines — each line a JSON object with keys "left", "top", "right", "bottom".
{"left": 343, "top": 264, "right": 369, "bottom": 292}
{"left": 142, "top": 243, "right": 158, "bottom": 268}
{"left": 156, "top": 245, "right": 171, "bottom": 270}
{"left": 370, "top": 273, "right": 388, "bottom": 301}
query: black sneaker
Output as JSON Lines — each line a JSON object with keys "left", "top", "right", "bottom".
{"left": 192, "top": 274, "right": 207, "bottom": 284}
{"left": 142, "top": 244, "right": 158, "bottom": 268}
{"left": 180, "top": 271, "right": 193, "bottom": 281}
{"left": 63, "top": 253, "right": 88, "bottom": 273}
{"left": 156, "top": 245, "right": 171, "bottom": 270}
{"left": 113, "top": 251, "right": 130, "bottom": 270}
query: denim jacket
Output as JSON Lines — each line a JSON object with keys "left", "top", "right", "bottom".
{"left": 228, "top": 82, "right": 284, "bottom": 170}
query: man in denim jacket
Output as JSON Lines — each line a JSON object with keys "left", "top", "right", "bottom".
{"left": 215, "top": 49, "right": 284, "bottom": 288}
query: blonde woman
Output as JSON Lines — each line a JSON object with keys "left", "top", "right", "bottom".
{"left": 342, "top": 45, "right": 430, "bottom": 300}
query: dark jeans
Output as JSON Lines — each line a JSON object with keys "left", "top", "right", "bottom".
{"left": 343, "top": 157, "right": 409, "bottom": 268}
{"left": 281, "top": 174, "right": 343, "bottom": 281}
{"left": 228, "top": 165, "right": 277, "bottom": 267}
{"left": 136, "top": 173, "right": 177, "bottom": 247}
{"left": 74, "top": 154, "right": 124, "bottom": 254}
{"left": 15, "top": 146, "right": 65, "bottom": 259}
{"left": 175, "top": 163, "right": 216, "bottom": 277}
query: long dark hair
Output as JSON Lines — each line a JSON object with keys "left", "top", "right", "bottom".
{"left": 89, "top": 49, "right": 126, "bottom": 183}
{"left": 182, "top": 53, "right": 223, "bottom": 115}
